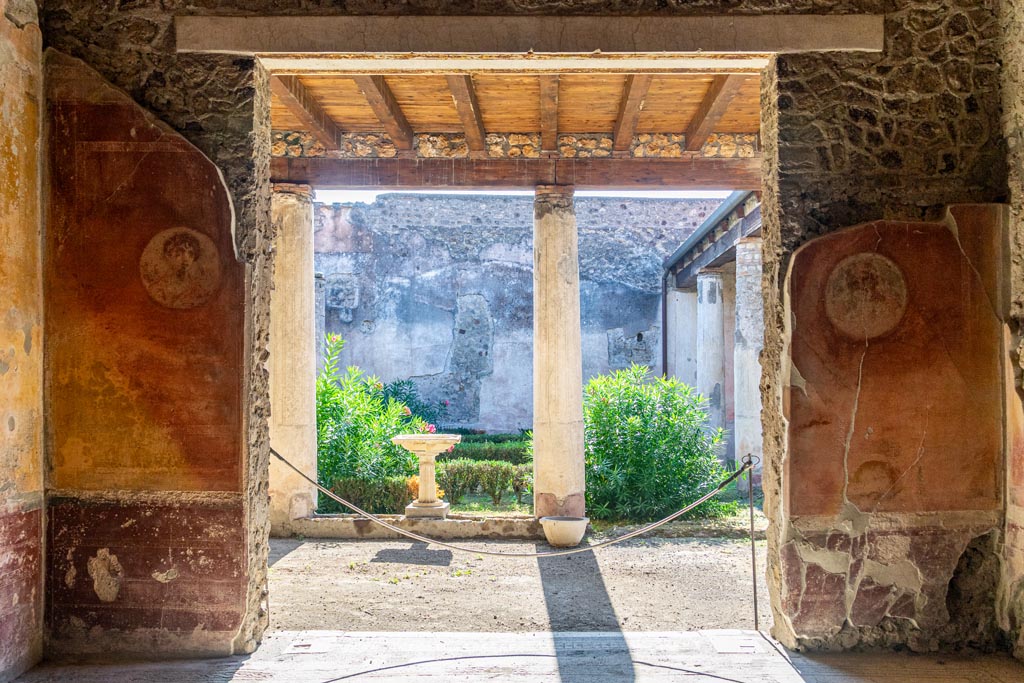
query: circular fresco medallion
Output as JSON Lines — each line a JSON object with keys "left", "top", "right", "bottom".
{"left": 139, "top": 228, "right": 221, "bottom": 309}
{"left": 824, "top": 252, "right": 907, "bottom": 340}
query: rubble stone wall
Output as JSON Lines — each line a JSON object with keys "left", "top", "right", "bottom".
{"left": 38, "top": 0, "right": 1021, "bottom": 660}
{"left": 272, "top": 130, "right": 759, "bottom": 159}
{"left": 315, "top": 195, "right": 720, "bottom": 432}
{"left": 760, "top": 0, "right": 1011, "bottom": 653}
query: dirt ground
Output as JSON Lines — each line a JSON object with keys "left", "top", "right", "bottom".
{"left": 267, "top": 535, "right": 771, "bottom": 633}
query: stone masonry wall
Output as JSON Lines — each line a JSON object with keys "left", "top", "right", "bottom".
{"left": 315, "top": 195, "right": 719, "bottom": 433}
{"left": 39, "top": 0, "right": 1022, "bottom": 660}
{"left": 0, "top": 2, "right": 44, "bottom": 681}
{"left": 760, "top": 0, "right": 1011, "bottom": 653}
{"left": 999, "top": 0, "right": 1024, "bottom": 660}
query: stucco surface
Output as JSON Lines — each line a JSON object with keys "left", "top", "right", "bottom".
{"left": 43, "top": 52, "right": 255, "bottom": 658}
{"left": 0, "top": 2, "right": 43, "bottom": 680}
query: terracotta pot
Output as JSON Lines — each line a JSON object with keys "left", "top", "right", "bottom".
{"left": 539, "top": 516, "right": 590, "bottom": 547}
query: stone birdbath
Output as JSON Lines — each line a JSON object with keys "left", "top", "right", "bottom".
{"left": 392, "top": 433, "right": 461, "bottom": 519}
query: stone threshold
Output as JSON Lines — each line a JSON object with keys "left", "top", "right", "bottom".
{"left": 279, "top": 512, "right": 544, "bottom": 540}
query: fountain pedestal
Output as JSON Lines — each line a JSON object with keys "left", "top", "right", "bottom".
{"left": 391, "top": 434, "right": 461, "bottom": 519}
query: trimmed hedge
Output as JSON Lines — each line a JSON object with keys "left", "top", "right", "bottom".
{"left": 435, "top": 459, "right": 478, "bottom": 504}
{"left": 458, "top": 433, "right": 528, "bottom": 444}
{"left": 323, "top": 476, "right": 411, "bottom": 515}
{"left": 442, "top": 439, "right": 531, "bottom": 464}
{"left": 436, "top": 459, "right": 534, "bottom": 507}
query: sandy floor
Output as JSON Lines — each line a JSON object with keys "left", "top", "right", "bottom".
{"left": 267, "top": 536, "right": 772, "bottom": 632}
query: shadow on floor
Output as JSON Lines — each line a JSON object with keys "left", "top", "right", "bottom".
{"left": 370, "top": 542, "right": 454, "bottom": 567}
{"left": 537, "top": 546, "right": 635, "bottom": 682}
{"left": 269, "top": 538, "right": 304, "bottom": 567}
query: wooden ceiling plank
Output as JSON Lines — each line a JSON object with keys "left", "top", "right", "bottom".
{"left": 269, "top": 75, "right": 341, "bottom": 150}
{"left": 539, "top": 75, "right": 559, "bottom": 152}
{"left": 685, "top": 74, "right": 746, "bottom": 152}
{"left": 352, "top": 75, "right": 415, "bottom": 150}
{"left": 271, "top": 155, "right": 762, "bottom": 191}
{"left": 446, "top": 74, "right": 488, "bottom": 152}
{"left": 612, "top": 74, "right": 653, "bottom": 152}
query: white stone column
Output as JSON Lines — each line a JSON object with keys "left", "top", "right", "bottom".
{"left": 665, "top": 287, "right": 699, "bottom": 387}
{"left": 733, "top": 238, "right": 764, "bottom": 490}
{"left": 696, "top": 269, "right": 727, "bottom": 439}
{"left": 269, "top": 185, "right": 318, "bottom": 533}
{"left": 533, "top": 185, "right": 586, "bottom": 519}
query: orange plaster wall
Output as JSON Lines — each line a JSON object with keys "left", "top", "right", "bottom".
{"left": 0, "top": 2, "right": 43, "bottom": 501}
{"left": 0, "top": 4, "right": 45, "bottom": 680}
{"left": 45, "top": 52, "right": 245, "bottom": 493}
{"left": 787, "top": 207, "right": 1004, "bottom": 517}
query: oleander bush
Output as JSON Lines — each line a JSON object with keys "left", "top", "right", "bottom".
{"left": 316, "top": 334, "right": 431, "bottom": 512}
{"left": 383, "top": 379, "right": 449, "bottom": 426}
{"left": 579, "top": 364, "right": 734, "bottom": 522}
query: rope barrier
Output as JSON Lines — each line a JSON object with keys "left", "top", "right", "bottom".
{"left": 271, "top": 447, "right": 752, "bottom": 558}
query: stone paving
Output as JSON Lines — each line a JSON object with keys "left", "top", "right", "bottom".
{"left": 18, "top": 630, "right": 1024, "bottom": 682}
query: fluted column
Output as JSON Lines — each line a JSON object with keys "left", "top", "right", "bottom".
{"left": 533, "top": 185, "right": 586, "bottom": 519}
{"left": 268, "top": 184, "right": 317, "bottom": 533}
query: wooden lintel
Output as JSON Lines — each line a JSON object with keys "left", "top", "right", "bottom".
{"left": 446, "top": 75, "right": 488, "bottom": 153}
{"left": 352, "top": 75, "right": 415, "bottom": 150}
{"left": 685, "top": 75, "right": 746, "bottom": 152}
{"left": 539, "top": 75, "right": 560, "bottom": 153}
{"left": 269, "top": 75, "right": 341, "bottom": 151}
{"left": 612, "top": 74, "right": 654, "bottom": 152}
{"left": 177, "top": 16, "right": 885, "bottom": 57}
{"left": 271, "top": 155, "right": 761, "bottom": 191}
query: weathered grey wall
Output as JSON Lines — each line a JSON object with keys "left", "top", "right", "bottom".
{"left": 314, "top": 195, "right": 720, "bottom": 432}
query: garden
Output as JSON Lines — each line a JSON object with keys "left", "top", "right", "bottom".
{"left": 315, "top": 334, "right": 741, "bottom": 523}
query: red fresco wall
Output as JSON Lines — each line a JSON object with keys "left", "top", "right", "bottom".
{"left": 781, "top": 206, "right": 1006, "bottom": 647}
{"left": 44, "top": 51, "right": 251, "bottom": 657}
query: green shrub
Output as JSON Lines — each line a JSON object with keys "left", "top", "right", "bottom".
{"left": 511, "top": 464, "right": 533, "bottom": 504}
{"left": 476, "top": 461, "right": 517, "bottom": 505}
{"left": 443, "top": 439, "right": 531, "bottom": 464}
{"left": 383, "top": 379, "right": 448, "bottom": 425}
{"left": 458, "top": 433, "right": 528, "bottom": 444}
{"left": 436, "top": 459, "right": 479, "bottom": 505}
{"left": 323, "top": 476, "right": 411, "bottom": 515}
{"left": 316, "top": 335, "right": 428, "bottom": 504}
{"left": 570, "top": 364, "right": 733, "bottom": 522}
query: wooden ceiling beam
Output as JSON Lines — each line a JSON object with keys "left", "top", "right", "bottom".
{"left": 269, "top": 75, "right": 341, "bottom": 151}
{"left": 352, "top": 75, "right": 415, "bottom": 150}
{"left": 272, "top": 155, "right": 761, "bottom": 191}
{"left": 445, "top": 74, "right": 488, "bottom": 154}
{"left": 539, "top": 75, "right": 560, "bottom": 153}
{"left": 612, "top": 74, "right": 654, "bottom": 153}
{"left": 685, "top": 74, "right": 746, "bottom": 152}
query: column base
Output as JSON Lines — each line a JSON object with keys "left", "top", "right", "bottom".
{"left": 534, "top": 492, "right": 585, "bottom": 519}
{"left": 405, "top": 501, "right": 450, "bottom": 519}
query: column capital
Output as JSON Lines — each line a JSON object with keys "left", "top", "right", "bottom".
{"left": 534, "top": 185, "right": 575, "bottom": 218}
{"left": 272, "top": 182, "right": 314, "bottom": 199}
